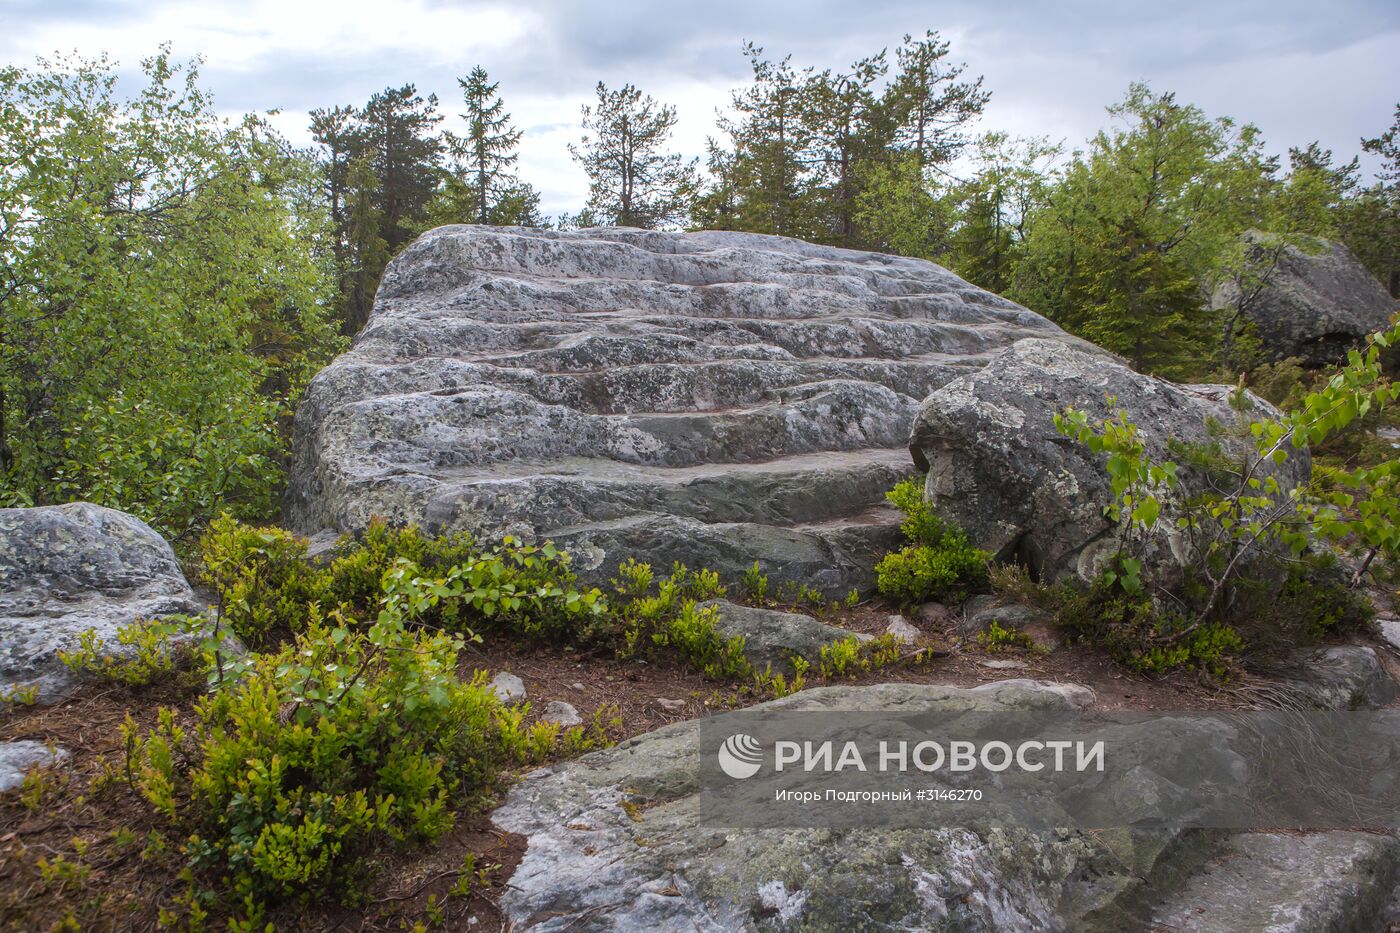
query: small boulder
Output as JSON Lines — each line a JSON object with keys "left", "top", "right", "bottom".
{"left": 909, "top": 338, "right": 1308, "bottom": 589}
{"left": 0, "top": 503, "right": 206, "bottom": 701}
{"left": 1281, "top": 646, "right": 1396, "bottom": 710}
{"left": 0, "top": 741, "right": 68, "bottom": 793}
{"left": 916, "top": 601, "right": 955, "bottom": 627}
{"left": 1376, "top": 618, "right": 1400, "bottom": 652}
{"left": 542, "top": 700, "right": 583, "bottom": 727}
{"left": 489, "top": 671, "right": 527, "bottom": 705}
{"left": 884, "top": 614, "right": 922, "bottom": 645}
{"left": 701, "top": 599, "right": 868, "bottom": 674}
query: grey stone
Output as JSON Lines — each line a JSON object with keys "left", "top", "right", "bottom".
{"left": 1378, "top": 617, "right": 1400, "bottom": 651}
{"left": 884, "top": 614, "right": 922, "bottom": 644}
{"left": 977, "top": 658, "right": 1028, "bottom": 670}
{"left": 916, "top": 601, "right": 955, "bottom": 627}
{"left": 910, "top": 338, "right": 1310, "bottom": 588}
{"left": 542, "top": 700, "right": 582, "bottom": 727}
{"left": 961, "top": 594, "right": 1055, "bottom": 638}
{"left": 1212, "top": 232, "right": 1397, "bottom": 366}
{"left": 489, "top": 680, "right": 1192, "bottom": 933}
{"left": 1282, "top": 645, "right": 1396, "bottom": 710}
{"left": 0, "top": 740, "right": 68, "bottom": 793}
{"left": 655, "top": 697, "right": 687, "bottom": 713}
{"left": 701, "top": 599, "right": 867, "bottom": 674}
{"left": 1149, "top": 831, "right": 1400, "bottom": 932}
{"left": 490, "top": 671, "right": 527, "bottom": 705}
{"left": 0, "top": 503, "right": 206, "bottom": 701}
{"left": 285, "top": 226, "right": 1072, "bottom": 596}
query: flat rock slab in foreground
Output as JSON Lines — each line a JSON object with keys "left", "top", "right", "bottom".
{"left": 285, "top": 226, "right": 1070, "bottom": 593}
{"left": 492, "top": 680, "right": 1141, "bottom": 932}
{"left": 492, "top": 680, "right": 1400, "bottom": 931}
{"left": 0, "top": 503, "right": 204, "bottom": 700}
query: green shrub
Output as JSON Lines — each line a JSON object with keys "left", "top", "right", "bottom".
{"left": 976, "top": 620, "right": 1034, "bottom": 652}
{"left": 875, "top": 480, "right": 989, "bottom": 605}
{"left": 199, "top": 515, "right": 604, "bottom": 646}
{"left": 1276, "top": 552, "right": 1375, "bottom": 639}
{"left": 741, "top": 561, "right": 769, "bottom": 604}
{"left": 876, "top": 540, "right": 987, "bottom": 605}
{"left": 198, "top": 515, "right": 324, "bottom": 647}
{"left": 122, "top": 592, "right": 596, "bottom": 924}
{"left": 1056, "top": 580, "right": 1242, "bottom": 677}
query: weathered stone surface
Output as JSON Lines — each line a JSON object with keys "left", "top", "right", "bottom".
{"left": 884, "top": 614, "right": 922, "bottom": 644}
{"left": 1148, "top": 831, "right": 1400, "bottom": 933}
{"left": 492, "top": 680, "right": 1150, "bottom": 933}
{"left": 1377, "top": 617, "right": 1400, "bottom": 652}
{"left": 701, "top": 599, "right": 866, "bottom": 673}
{"left": 0, "top": 503, "right": 205, "bottom": 701}
{"left": 1282, "top": 645, "right": 1396, "bottom": 710}
{"left": 490, "top": 671, "right": 527, "bottom": 705}
{"left": 286, "top": 226, "right": 1071, "bottom": 594}
{"left": 961, "top": 594, "right": 1056, "bottom": 639}
{"left": 542, "top": 700, "right": 582, "bottom": 727}
{"left": 909, "top": 338, "right": 1310, "bottom": 587}
{"left": 1212, "top": 232, "right": 1397, "bottom": 366}
{"left": 0, "top": 741, "right": 68, "bottom": 793}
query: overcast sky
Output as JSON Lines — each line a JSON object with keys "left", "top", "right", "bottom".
{"left": 4, "top": 0, "right": 1398, "bottom": 217}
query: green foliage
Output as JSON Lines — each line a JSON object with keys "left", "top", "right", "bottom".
{"left": 57, "top": 620, "right": 189, "bottom": 687}
{"left": 817, "top": 633, "right": 924, "bottom": 679}
{"left": 876, "top": 543, "right": 987, "bottom": 605}
{"left": 741, "top": 561, "right": 770, "bottom": 604}
{"left": 976, "top": 620, "right": 1034, "bottom": 653}
{"left": 0, "top": 50, "right": 341, "bottom": 540}
{"left": 1277, "top": 553, "right": 1375, "bottom": 639}
{"left": 876, "top": 479, "right": 989, "bottom": 604}
{"left": 121, "top": 595, "right": 592, "bottom": 921}
{"left": 1056, "top": 581, "right": 1243, "bottom": 677}
{"left": 198, "top": 515, "right": 604, "bottom": 648}
{"left": 570, "top": 82, "right": 699, "bottom": 229}
{"left": 611, "top": 562, "right": 746, "bottom": 679}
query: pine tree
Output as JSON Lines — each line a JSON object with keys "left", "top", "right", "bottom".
{"left": 886, "top": 31, "right": 990, "bottom": 169}
{"left": 569, "top": 82, "right": 699, "bottom": 229}
{"left": 802, "top": 52, "right": 890, "bottom": 245}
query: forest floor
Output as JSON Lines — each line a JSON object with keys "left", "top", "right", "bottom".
{"left": 5, "top": 589, "right": 1400, "bottom": 931}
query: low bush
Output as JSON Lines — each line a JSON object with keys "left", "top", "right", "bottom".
{"left": 1055, "top": 580, "right": 1243, "bottom": 677}
{"left": 875, "top": 480, "right": 988, "bottom": 605}
{"left": 198, "top": 515, "right": 604, "bottom": 647}
{"left": 122, "top": 570, "right": 605, "bottom": 926}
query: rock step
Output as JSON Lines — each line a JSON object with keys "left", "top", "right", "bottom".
{"left": 355, "top": 314, "right": 1032, "bottom": 365}
{"left": 414, "top": 448, "right": 915, "bottom": 533}
{"left": 1145, "top": 831, "right": 1400, "bottom": 932}
{"left": 546, "top": 511, "right": 904, "bottom": 596}
{"left": 311, "top": 353, "right": 985, "bottom": 418}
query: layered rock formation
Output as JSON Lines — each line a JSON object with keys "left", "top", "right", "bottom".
{"left": 0, "top": 503, "right": 205, "bottom": 700}
{"left": 1214, "top": 232, "right": 1396, "bottom": 365}
{"left": 285, "top": 226, "right": 1071, "bottom": 593}
{"left": 909, "top": 338, "right": 1310, "bottom": 586}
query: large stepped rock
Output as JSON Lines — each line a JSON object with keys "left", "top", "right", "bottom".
{"left": 286, "top": 226, "right": 1070, "bottom": 593}
{"left": 0, "top": 503, "right": 204, "bottom": 700}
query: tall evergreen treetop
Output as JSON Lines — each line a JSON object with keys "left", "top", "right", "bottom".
{"left": 569, "top": 81, "right": 699, "bottom": 229}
